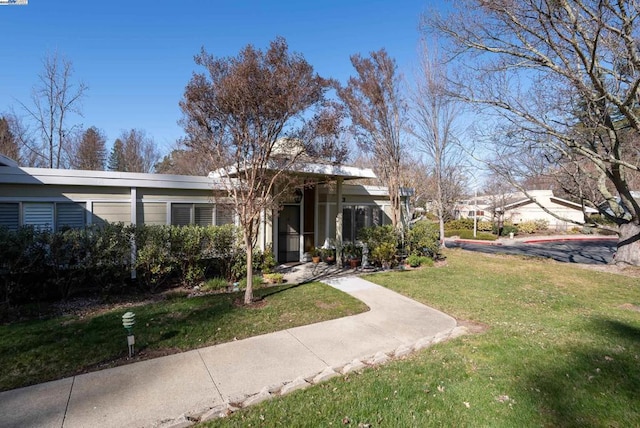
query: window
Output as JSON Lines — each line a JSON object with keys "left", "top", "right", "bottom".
{"left": 171, "top": 203, "right": 233, "bottom": 226}
{"left": 0, "top": 203, "right": 19, "bottom": 231}
{"left": 22, "top": 202, "right": 87, "bottom": 232}
{"left": 342, "top": 205, "right": 382, "bottom": 242}
{"left": 56, "top": 203, "right": 86, "bottom": 231}
{"left": 23, "top": 203, "right": 54, "bottom": 231}
{"left": 215, "top": 205, "right": 234, "bottom": 226}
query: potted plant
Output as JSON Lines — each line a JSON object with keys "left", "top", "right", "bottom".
{"left": 310, "top": 247, "right": 322, "bottom": 264}
{"left": 321, "top": 247, "right": 335, "bottom": 264}
{"left": 343, "top": 242, "right": 362, "bottom": 269}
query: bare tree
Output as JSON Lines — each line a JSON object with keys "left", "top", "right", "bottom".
{"left": 408, "top": 41, "right": 466, "bottom": 247}
{"left": 180, "top": 37, "right": 345, "bottom": 304}
{"left": 427, "top": 0, "right": 640, "bottom": 266}
{"left": 18, "top": 52, "right": 87, "bottom": 168}
{"left": 338, "top": 49, "right": 406, "bottom": 229}
{"left": 154, "top": 142, "right": 215, "bottom": 176}
{"left": 110, "top": 129, "right": 160, "bottom": 173}
{"left": 70, "top": 126, "right": 107, "bottom": 170}
{"left": 0, "top": 116, "right": 20, "bottom": 161}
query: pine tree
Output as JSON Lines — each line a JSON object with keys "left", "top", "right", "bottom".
{"left": 107, "top": 138, "right": 127, "bottom": 171}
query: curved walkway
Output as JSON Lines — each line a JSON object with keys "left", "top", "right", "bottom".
{"left": 0, "top": 276, "right": 459, "bottom": 428}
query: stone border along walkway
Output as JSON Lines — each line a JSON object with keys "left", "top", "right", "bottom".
{"left": 153, "top": 271, "right": 465, "bottom": 427}
{"left": 159, "top": 325, "right": 468, "bottom": 427}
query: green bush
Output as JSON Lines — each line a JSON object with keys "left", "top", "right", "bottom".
{"left": 517, "top": 220, "right": 538, "bottom": 234}
{"left": 201, "top": 277, "right": 229, "bottom": 292}
{"left": 261, "top": 244, "right": 276, "bottom": 274}
{"left": 493, "top": 222, "right": 518, "bottom": 236}
{"left": 444, "top": 218, "right": 475, "bottom": 230}
{"left": 0, "top": 222, "right": 242, "bottom": 304}
{"left": 477, "top": 220, "right": 493, "bottom": 232}
{"left": 358, "top": 225, "right": 399, "bottom": 267}
{"left": 135, "top": 225, "right": 176, "bottom": 291}
{"left": 407, "top": 221, "right": 440, "bottom": 258}
{"left": 239, "top": 275, "right": 264, "bottom": 289}
{"left": 405, "top": 254, "right": 433, "bottom": 268}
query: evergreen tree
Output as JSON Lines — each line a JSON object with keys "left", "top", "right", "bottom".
{"left": 72, "top": 126, "right": 107, "bottom": 170}
{"left": 107, "top": 138, "right": 126, "bottom": 171}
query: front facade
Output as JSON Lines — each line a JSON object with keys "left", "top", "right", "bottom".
{"left": 0, "top": 155, "right": 402, "bottom": 263}
{"left": 454, "top": 189, "right": 597, "bottom": 230}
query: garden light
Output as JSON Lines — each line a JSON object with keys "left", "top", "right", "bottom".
{"left": 122, "top": 311, "right": 136, "bottom": 357}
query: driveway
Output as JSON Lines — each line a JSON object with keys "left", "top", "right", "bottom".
{"left": 446, "top": 238, "right": 617, "bottom": 265}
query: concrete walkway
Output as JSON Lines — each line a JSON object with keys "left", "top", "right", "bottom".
{"left": 0, "top": 276, "right": 459, "bottom": 428}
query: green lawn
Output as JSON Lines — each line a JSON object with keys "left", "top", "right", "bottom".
{"left": 0, "top": 282, "right": 368, "bottom": 392}
{"left": 204, "top": 250, "right": 640, "bottom": 427}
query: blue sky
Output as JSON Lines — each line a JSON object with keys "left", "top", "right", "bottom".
{"left": 0, "top": 0, "right": 442, "bottom": 155}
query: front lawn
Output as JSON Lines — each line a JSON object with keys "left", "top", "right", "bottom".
{"left": 0, "top": 282, "right": 368, "bottom": 392}
{"left": 204, "top": 250, "right": 640, "bottom": 427}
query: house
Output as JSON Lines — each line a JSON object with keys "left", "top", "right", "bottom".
{"left": 453, "top": 190, "right": 598, "bottom": 230}
{"left": 0, "top": 154, "right": 406, "bottom": 263}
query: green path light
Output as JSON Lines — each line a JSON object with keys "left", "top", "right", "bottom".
{"left": 122, "top": 312, "right": 136, "bottom": 357}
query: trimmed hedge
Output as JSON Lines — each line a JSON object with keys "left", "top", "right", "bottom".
{"left": 0, "top": 223, "right": 242, "bottom": 306}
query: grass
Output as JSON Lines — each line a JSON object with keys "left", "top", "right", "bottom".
{"left": 0, "top": 282, "right": 368, "bottom": 392}
{"left": 203, "top": 249, "right": 640, "bottom": 427}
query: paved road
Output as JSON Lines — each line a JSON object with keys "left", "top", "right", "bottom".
{"left": 447, "top": 239, "right": 617, "bottom": 265}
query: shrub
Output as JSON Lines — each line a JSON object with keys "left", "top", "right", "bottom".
{"left": 135, "top": 225, "right": 176, "bottom": 292}
{"left": 493, "top": 222, "right": 518, "bottom": 236}
{"left": 371, "top": 242, "right": 398, "bottom": 267}
{"left": 239, "top": 275, "right": 264, "bottom": 289}
{"left": 517, "top": 220, "right": 538, "bottom": 234}
{"left": 405, "top": 254, "right": 433, "bottom": 268}
{"left": 407, "top": 220, "right": 440, "bottom": 258}
{"left": 444, "top": 218, "right": 475, "bottom": 230}
{"left": 448, "top": 229, "right": 497, "bottom": 240}
{"left": 477, "top": 220, "right": 493, "bottom": 232}
{"left": 201, "top": 277, "right": 228, "bottom": 292}
{"left": 261, "top": 244, "right": 276, "bottom": 274}
{"left": 263, "top": 273, "right": 284, "bottom": 284}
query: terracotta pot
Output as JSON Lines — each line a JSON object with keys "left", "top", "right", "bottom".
{"left": 312, "top": 256, "right": 321, "bottom": 264}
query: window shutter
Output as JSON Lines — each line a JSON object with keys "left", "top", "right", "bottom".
{"left": 215, "top": 205, "right": 234, "bottom": 226}
{"left": 0, "top": 203, "right": 19, "bottom": 231}
{"left": 171, "top": 204, "right": 192, "bottom": 226}
{"left": 23, "top": 203, "right": 54, "bottom": 231}
{"left": 56, "top": 203, "right": 86, "bottom": 231}
{"left": 195, "top": 205, "right": 214, "bottom": 226}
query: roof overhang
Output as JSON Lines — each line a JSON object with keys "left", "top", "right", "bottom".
{"left": 0, "top": 166, "right": 222, "bottom": 191}
{"left": 209, "top": 161, "right": 376, "bottom": 181}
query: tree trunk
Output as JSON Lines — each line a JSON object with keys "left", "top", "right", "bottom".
{"left": 244, "top": 235, "right": 254, "bottom": 305}
{"left": 614, "top": 222, "right": 640, "bottom": 266}
{"left": 438, "top": 211, "right": 446, "bottom": 249}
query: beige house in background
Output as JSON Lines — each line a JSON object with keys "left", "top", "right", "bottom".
{"left": 455, "top": 189, "right": 598, "bottom": 230}
{"left": 0, "top": 154, "right": 405, "bottom": 263}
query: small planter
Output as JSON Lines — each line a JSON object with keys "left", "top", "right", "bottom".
{"left": 349, "top": 258, "right": 360, "bottom": 269}
{"left": 312, "top": 256, "right": 321, "bottom": 264}
{"left": 324, "top": 256, "right": 335, "bottom": 265}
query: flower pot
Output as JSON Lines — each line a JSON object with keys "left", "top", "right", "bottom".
{"left": 349, "top": 258, "right": 360, "bottom": 269}
{"left": 312, "top": 256, "right": 321, "bottom": 264}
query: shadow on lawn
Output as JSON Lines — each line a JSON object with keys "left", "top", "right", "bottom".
{"left": 523, "top": 317, "right": 640, "bottom": 427}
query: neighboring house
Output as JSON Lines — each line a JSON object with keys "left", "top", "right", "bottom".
{"left": 498, "top": 190, "right": 598, "bottom": 230}
{"left": 0, "top": 154, "right": 406, "bottom": 263}
{"left": 453, "top": 189, "right": 598, "bottom": 230}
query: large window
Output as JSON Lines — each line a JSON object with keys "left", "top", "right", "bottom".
{"left": 342, "top": 205, "right": 383, "bottom": 242}
{"left": 0, "top": 203, "right": 19, "bottom": 231}
{"left": 171, "top": 204, "right": 235, "bottom": 227}
{"left": 0, "top": 202, "right": 86, "bottom": 232}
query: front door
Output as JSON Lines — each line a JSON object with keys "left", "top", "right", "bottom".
{"left": 278, "top": 205, "right": 300, "bottom": 263}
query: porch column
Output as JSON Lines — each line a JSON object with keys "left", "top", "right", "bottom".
{"left": 336, "top": 177, "right": 343, "bottom": 265}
